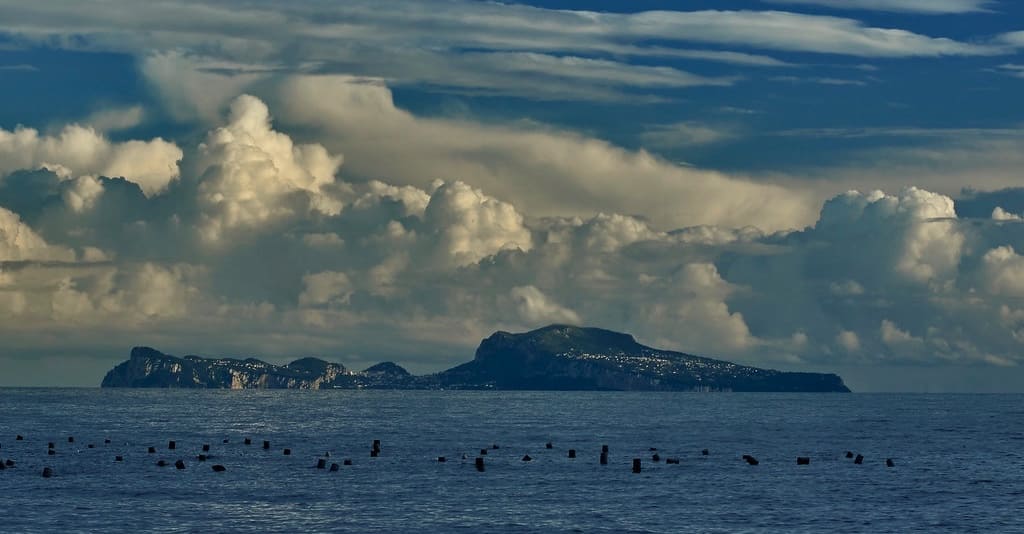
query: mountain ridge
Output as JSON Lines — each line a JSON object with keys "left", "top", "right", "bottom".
{"left": 101, "top": 325, "right": 850, "bottom": 392}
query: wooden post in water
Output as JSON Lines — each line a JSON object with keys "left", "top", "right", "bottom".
{"left": 568, "top": 449, "right": 576, "bottom": 459}
{"left": 600, "top": 452, "right": 608, "bottom": 465}
{"left": 168, "top": 440, "right": 176, "bottom": 450}
{"left": 475, "top": 457, "right": 485, "bottom": 472}
{"left": 632, "top": 458, "right": 641, "bottom": 473}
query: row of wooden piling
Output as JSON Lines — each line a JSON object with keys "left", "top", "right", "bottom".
{"left": 1, "top": 434, "right": 384, "bottom": 477}
{"left": 465, "top": 443, "right": 896, "bottom": 473}
{"left": 4, "top": 434, "right": 896, "bottom": 478}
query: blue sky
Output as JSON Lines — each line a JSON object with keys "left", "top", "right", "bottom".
{"left": 1, "top": 0, "right": 1024, "bottom": 390}
{"left": 2, "top": 1, "right": 1022, "bottom": 176}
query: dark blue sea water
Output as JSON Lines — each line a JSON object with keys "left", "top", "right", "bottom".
{"left": 0, "top": 390, "right": 1020, "bottom": 533}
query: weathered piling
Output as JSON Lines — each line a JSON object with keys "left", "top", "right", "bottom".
{"left": 568, "top": 449, "right": 576, "bottom": 459}
{"left": 329, "top": 463, "right": 340, "bottom": 472}
{"left": 479, "top": 448, "right": 488, "bottom": 456}
{"left": 372, "top": 440, "right": 382, "bottom": 457}
{"left": 316, "top": 458, "right": 326, "bottom": 469}
{"left": 223, "top": 439, "right": 229, "bottom": 444}
{"left": 632, "top": 458, "right": 642, "bottom": 473}
{"left": 263, "top": 440, "right": 270, "bottom": 450}
{"left": 545, "top": 442, "right": 553, "bottom": 449}
{"left": 148, "top": 447, "right": 156, "bottom": 454}
{"left": 68, "top": 437, "right": 74, "bottom": 443}
{"left": 16, "top": 435, "right": 23, "bottom": 441}
{"left": 283, "top": 448, "right": 292, "bottom": 456}
{"left": 600, "top": 452, "right": 608, "bottom": 465}
{"left": 168, "top": 440, "right": 176, "bottom": 450}
{"left": 797, "top": 457, "right": 810, "bottom": 465}
{"left": 202, "top": 444, "right": 210, "bottom": 452}
{"left": 212, "top": 464, "right": 226, "bottom": 472}
{"left": 343, "top": 459, "right": 353, "bottom": 466}
{"left": 437, "top": 456, "right": 447, "bottom": 463}
{"left": 175, "top": 460, "right": 186, "bottom": 470}
{"left": 886, "top": 458, "right": 895, "bottom": 468}
{"left": 41, "top": 467, "right": 53, "bottom": 478}
{"left": 854, "top": 454, "right": 864, "bottom": 465}
{"left": 601, "top": 445, "right": 609, "bottom": 454}
{"left": 522, "top": 454, "right": 532, "bottom": 462}
{"left": 492, "top": 444, "right": 500, "bottom": 450}
{"left": 475, "top": 457, "right": 485, "bottom": 472}
{"left": 652, "top": 453, "right": 661, "bottom": 462}
{"left": 48, "top": 442, "right": 54, "bottom": 450}
{"left": 666, "top": 458, "right": 680, "bottom": 465}
{"left": 244, "top": 438, "right": 252, "bottom": 445}
{"left": 47, "top": 449, "right": 55, "bottom": 456}
{"left": 156, "top": 460, "right": 168, "bottom": 467}
{"left": 197, "top": 454, "right": 207, "bottom": 462}
{"left": 115, "top": 455, "right": 124, "bottom": 462}
{"left": 104, "top": 439, "right": 111, "bottom": 444}
{"left": 845, "top": 451, "right": 853, "bottom": 459}
{"left": 743, "top": 455, "right": 759, "bottom": 466}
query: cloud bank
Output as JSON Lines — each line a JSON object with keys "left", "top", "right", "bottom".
{"left": 2, "top": 90, "right": 1024, "bottom": 390}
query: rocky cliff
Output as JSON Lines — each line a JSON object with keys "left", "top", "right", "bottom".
{"left": 100, "top": 347, "right": 410, "bottom": 389}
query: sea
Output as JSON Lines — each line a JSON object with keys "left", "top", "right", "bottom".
{"left": 0, "top": 390, "right": 1020, "bottom": 533}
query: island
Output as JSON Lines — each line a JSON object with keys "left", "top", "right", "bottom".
{"left": 101, "top": 324, "right": 851, "bottom": 392}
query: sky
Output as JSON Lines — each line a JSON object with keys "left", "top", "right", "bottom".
{"left": 1, "top": 0, "right": 1023, "bottom": 391}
